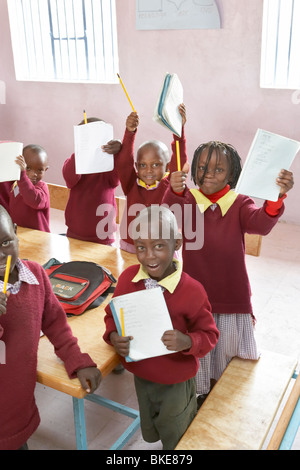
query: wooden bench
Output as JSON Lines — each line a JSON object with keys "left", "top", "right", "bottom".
{"left": 175, "top": 350, "right": 298, "bottom": 450}
{"left": 46, "top": 183, "right": 262, "bottom": 255}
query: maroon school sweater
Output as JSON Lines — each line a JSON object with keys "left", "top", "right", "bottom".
{"left": 63, "top": 153, "right": 119, "bottom": 244}
{"left": 103, "top": 264, "right": 219, "bottom": 384}
{"left": 162, "top": 187, "right": 284, "bottom": 314}
{"left": 115, "top": 128, "right": 187, "bottom": 250}
{"left": 9, "top": 172, "right": 50, "bottom": 232}
{"left": 0, "top": 260, "right": 97, "bottom": 450}
{"left": 0, "top": 181, "right": 12, "bottom": 212}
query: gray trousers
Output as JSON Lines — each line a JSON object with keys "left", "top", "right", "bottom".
{"left": 134, "top": 375, "right": 197, "bottom": 450}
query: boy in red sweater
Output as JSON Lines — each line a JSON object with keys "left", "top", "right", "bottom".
{"left": 63, "top": 117, "right": 121, "bottom": 245}
{"left": 103, "top": 206, "right": 219, "bottom": 449}
{"left": 115, "top": 105, "right": 187, "bottom": 253}
{"left": 9, "top": 144, "right": 50, "bottom": 232}
{"left": 0, "top": 205, "right": 101, "bottom": 450}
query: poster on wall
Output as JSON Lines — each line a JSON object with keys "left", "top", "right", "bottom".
{"left": 136, "top": 0, "right": 221, "bottom": 30}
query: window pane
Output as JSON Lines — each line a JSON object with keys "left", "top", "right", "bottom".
{"left": 7, "top": 0, "right": 119, "bottom": 83}
{"left": 261, "top": 0, "right": 300, "bottom": 89}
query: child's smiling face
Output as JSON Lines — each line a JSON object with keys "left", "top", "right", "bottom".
{"left": 136, "top": 143, "right": 169, "bottom": 187}
{"left": 135, "top": 236, "right": 181, "bottom": 282}
{"left": 196, "top": 148, "right": 232, "bottom": 195}
{"left": 132, "top": 207, "right": 182, "bottom": 282}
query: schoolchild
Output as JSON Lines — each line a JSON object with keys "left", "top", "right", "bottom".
{"left": 115, "top": 105, "right": 187, "bottom": 252}
{"left": 163, "top": 140, "right": 294, "bottom": 404}
{"left": 63, "top": 117, "right": 121, "bottom": 245}
{"left": 10, "top": 144, "right": 50, "bottom": 232}
{"left": 0, "top": 205, "right": 101, "bottom": 450}
{"left": 103, "top": 206, "right": 219, "bottom": 449}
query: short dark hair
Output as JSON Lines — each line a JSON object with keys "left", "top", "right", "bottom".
{"left": 23, "top": 144, "right": 47, "bottom": 155}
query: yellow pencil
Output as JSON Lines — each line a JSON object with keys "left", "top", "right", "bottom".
{"left": 176, "top": 140, "right": 181, "bottom": 171}
{"left": 3, "top": 255, "right": 11, "bottom": 294}
{"left": 117, "top": 73, "right": 136, "bottom": 112}
{"left": 120, "top": 308, "right": 125, "bottom": 336}
{"left": 83, "top": 109, "right": 87, "bottom": 124}
{"left": 11, "top": 181, "right": 17, "bottom": 192}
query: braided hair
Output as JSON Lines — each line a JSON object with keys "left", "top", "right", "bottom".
{"left": 191, "top": 141, "right": 242, "bottom": 189}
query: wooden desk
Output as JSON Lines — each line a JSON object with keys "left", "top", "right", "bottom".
{"left": 17, "top": 227, "right": 139, "bottom": 449}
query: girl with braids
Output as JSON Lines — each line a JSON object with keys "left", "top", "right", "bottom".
{"left": 163, "top": 140, "right": 294, "bottom": 406}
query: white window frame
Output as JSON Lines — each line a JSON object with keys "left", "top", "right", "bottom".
{"left": 260, "top": 0, "right": 300, "bottom": 89}
{"left": 7, "top": 0, "right": 119, "bottom": 84}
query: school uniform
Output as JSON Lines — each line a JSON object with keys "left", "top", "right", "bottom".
{"left": 0, "top": 181, "right": 12, "bottom": 212}
{"left": 0, "top": 259, "right": 97, "bottom": 450}
{"left": 162, "top": 184, "right": 285, "bottom": 393}
{"left": 9, "top": 171, "right": 50, "bottom": 232}
{"left": 115, "top": 128, "right": 187, "bottom": 252}
{"left": 103, "top": 261, "right": 219, "bottom": 449}
{"left": 63, "top": 153, "right": 119, "bottom": 245}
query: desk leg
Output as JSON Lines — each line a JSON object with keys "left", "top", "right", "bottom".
{"left": 85, "top": 394, "right": 140, "bottom": 450}
{"left": 279, "top": 397, "right": 300, "bottom": 450}
{"left": 72, "top": 397, "right": 87, "bottom": 450}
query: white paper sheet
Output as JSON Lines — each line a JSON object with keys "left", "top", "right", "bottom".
{"left": 0, "top": 141, "right": 22, "bottom": 182}
{"left": 110, "top": 288, "right": 175, "bottom": 362}
{"left": 235, "top": 129, "right": 300, "bottom": 201}
{"left": 74, "top": 121, "right": 114, "bottom": 175}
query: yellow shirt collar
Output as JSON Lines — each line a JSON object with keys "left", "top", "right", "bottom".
{"left": 132, "top": 259, "right": 182, "bottom": 293}
{"left": 189, "top": 188, "right": 238, "bottom": 216}
{"left": 137, "top": 172, "right": 169, "bottom": 190}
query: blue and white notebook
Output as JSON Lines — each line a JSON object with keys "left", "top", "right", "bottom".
{"left": 153, "top": 73, "right": 183, "bottom": 137}
{"left": 109, "top": 288, "right": 175, "bottom": 362}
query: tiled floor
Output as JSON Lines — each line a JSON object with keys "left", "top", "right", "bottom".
{"left": 27, "top": 212, "right": 299, "bottom": 450}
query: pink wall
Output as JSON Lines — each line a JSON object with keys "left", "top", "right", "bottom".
{"left": 0, "top": 0, "right": 299, "bottom": 224}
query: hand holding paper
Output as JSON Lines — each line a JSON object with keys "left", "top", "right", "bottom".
{"left": 110, "top": 331, "right": 133, "bottom": 358}
{"left": 101, "top": 140, "right": 122, "bottom": 155}
{"left": 276, "top": 169, "right": 294, "bottom": 197}
{"left": 235, "top": 129, "right": 300, "bottom": 201}
{"left": 109, "top": 288, "right": 175, "bottom": 362}
{"left": 161, "top": 329, "right": 192, "bottom": 352}
{"left": 74, "top": 120, "right": 114, "bottom": 175}
{"left": 15, "top": 154, "right": 27, "bottom": 172}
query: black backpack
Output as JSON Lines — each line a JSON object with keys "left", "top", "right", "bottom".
{"left": 43, "top": 258, "right": 116, "bottom": 315}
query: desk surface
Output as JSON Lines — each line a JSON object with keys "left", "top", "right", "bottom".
{"left": 17, "top": 227, "right": 136, "bottom": 398}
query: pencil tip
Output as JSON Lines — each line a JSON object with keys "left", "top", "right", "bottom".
{"left": 117, "top": 73, "right": 120, "bottom": 78}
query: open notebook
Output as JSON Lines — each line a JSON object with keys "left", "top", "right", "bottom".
{"left": 153, "top": 73, "right": 183, "bottom": 137}
{"left": 109, "top": 287, "right": 175, "bottom": 362}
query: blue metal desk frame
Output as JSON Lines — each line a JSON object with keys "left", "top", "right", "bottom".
{"left": 73, "top": 394, "right": 140, "bottom": 450}
{"left": 278, "top": 371, "right": 299, "bottom": 450}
